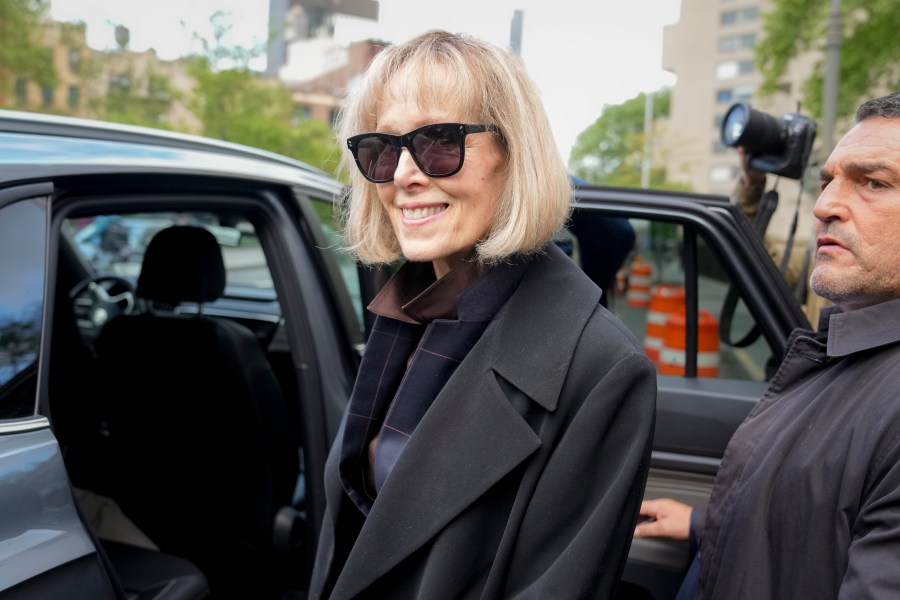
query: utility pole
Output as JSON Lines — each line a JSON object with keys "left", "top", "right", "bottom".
{"left": 820, "top": 0, "right": 842, "bottom": 157}
{"left": 641, "top": 91, "right": 654, "bottom": 188}
{"left": 510, "top": 10, "right": 524, "bottom": 55}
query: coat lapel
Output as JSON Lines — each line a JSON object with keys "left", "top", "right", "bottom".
{"left": 488, "top": 244, "right": 602, "bottom": 412}
{"left": 330, "top": 336, "right": 540, "bottom": 597}
{"left": 329, "top": 245, "right": 603, "bottom": 598}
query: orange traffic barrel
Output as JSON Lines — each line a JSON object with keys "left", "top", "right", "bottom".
{"left": 626, "top": 258, "right": 653, "bottom": 308}
{"left": 644, "top": 284, "right": 686, "bottom": 364}
{"left": 658, "top": 309, "right": 720, "bottom": 377}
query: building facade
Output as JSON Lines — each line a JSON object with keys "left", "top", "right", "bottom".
{"left": 8, "top": 21, "right": 199, "bottom": 132}
{"left": 662, "top": 0, "right": 821, "bottom": 259}
{"left": 266, "top": 0, "right": 381, "bottom": 126}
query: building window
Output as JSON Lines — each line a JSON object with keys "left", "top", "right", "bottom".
{"left": 147, "top": 76, "right": 170, "bottom": 101}
{"left": 716, "top": 61, "right": 739, "bottom": 80}
{"left": 719, "top": 33, "right": 757, "bottom": 53}
{"left": 734, "top": 84, "right": 755, "bottom": 102}
{"left": 14, "top": 79, "right": 28, "bottom": 105}
{"left": 716, "top": 89, "right": 733, "bottom": 103}
{"left": 68, "top": 50, "right": 81, "bottom": 74}
{"left": 68, "top": 85, "right": 80, "bottom": 109}
{"left": 41, "top": 86, "right": 54, "bottom": 107}
{"left": 109, "top": 73, "right": 131, "bottom": 93}
{"left": 721, "top": 7, "right": 758, "bottom": 25}
{"left": 738, "top": 60, "right": 755, "bottom": 75}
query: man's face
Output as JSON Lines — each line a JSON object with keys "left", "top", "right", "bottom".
{"left": 811, "top": 117, "right": 900, "bottom": 310}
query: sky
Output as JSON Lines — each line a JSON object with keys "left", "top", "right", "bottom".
{"left": 49, "top": 0, "right": 682, "bottom": 160}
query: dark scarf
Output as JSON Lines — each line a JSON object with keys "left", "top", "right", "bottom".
{"left": 338, "top": 255, "right": 531, "bottom": 515}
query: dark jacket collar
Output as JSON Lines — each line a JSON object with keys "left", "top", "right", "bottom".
{"left": 822, "top": 297, "right": 900, "bottom": 357}
{"left": 368, "top": 258, "right": 491, "bottom": 324}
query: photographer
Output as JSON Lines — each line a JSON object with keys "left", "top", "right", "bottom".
{"left": 732, "top": 146, "right": 808, "bottom": 289}
{"left": 634, "top": 92, "right": 900, "bottom": 599}
{"left": 728, "top": 118, "right": 830, "bottom": 326}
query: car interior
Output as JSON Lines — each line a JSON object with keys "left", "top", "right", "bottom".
{"left": 48, "top": 204, "right": 317, "bottom": 599}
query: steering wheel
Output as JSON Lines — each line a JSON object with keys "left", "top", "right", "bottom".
{"left": 70, "top": 275, "right": 137, "bottom": 340}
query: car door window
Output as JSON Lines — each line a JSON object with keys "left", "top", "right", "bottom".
{"left": 0, "top": 197, "right": 46, "bottom": 418}
{"left": 65, "top": 212, "right": 267, "bottom": 287}
{"left": 567, "top": 214, "right": 776, "bottom": 382}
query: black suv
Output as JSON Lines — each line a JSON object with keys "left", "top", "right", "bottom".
{"left": 0, "top": 110, "right": 808, "bottom": 599}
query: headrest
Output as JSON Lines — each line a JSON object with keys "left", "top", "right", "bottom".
{"left": 137, "top": 225, "right": 226, "bottom": 305}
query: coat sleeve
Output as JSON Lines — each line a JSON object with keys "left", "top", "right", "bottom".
{"left": 839, "top": 436, "right": 900, "bottom": 598}
{"left": 503, "top": 334, "right": 657, "bottom": 600}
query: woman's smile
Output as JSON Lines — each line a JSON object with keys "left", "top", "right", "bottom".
{"left": 400, "top": 204, "right": 448, "bottom": 222}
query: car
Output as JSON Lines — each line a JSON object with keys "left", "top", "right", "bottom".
{"left": 0, "top": 109, "right": 809, "bottom": 599}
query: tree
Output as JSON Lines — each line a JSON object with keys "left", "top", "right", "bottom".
{"left": 569, "top": 89, "right": 688, "bottom": 190}
{"left": 756, "top": 0, "right": 900, "bottom": 119}
{"left": 187, "top": 12, "right": 342, "bottom": 177}
{"left": 0, "top": 0, "right": 57, "bottom": 105}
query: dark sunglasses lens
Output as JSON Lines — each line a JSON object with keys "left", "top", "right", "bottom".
{"left": 356, "top": 135, "right": 400, "bottom": 182}
{"left": 411, "top": 125, "right": 463, "bottom": 176}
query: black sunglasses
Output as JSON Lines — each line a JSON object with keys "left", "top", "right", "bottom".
{"left": 347, "top": 122, "right": 499, "bottom": 183}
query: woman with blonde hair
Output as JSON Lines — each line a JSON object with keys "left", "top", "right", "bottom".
{"left": 310, "top": 29, "right": 656, "bottom": 600}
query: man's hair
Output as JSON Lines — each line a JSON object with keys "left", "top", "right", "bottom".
{"left": 856, "top": 92, "right": 900, "bottom": 122}
{"left": 334, "top": 30, "right": 571, "bottom": 265}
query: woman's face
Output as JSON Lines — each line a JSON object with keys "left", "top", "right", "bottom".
{"left": 374, "top": 75, "right": 506, "bottom": 279}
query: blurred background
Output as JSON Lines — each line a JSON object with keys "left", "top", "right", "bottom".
{"left": 3, "top": 0, "right": 898, "bottom": 246}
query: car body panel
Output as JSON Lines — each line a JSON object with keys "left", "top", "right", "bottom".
{"left": 0, "top": 419, "right": 99, "bottom": 592}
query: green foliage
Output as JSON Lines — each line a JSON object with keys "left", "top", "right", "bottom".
{"left": 186, "top": 12, "right": 341, "bottom": 177}
{"left": 0, "top": 0, "right": 57, "bottom": 102}
{"left": 569, "top": 89, "right": 688, "bottom": 190}
{"left": 757, "top": 0, "right": 900, "bottom": 119}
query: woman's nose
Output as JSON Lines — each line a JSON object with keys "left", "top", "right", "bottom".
{"left": 392, "top": 148, "right": 426, "bottom": 184}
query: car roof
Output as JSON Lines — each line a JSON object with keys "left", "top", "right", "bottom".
{"left": 0, "top": 109, "right": 345, "bottom": 194}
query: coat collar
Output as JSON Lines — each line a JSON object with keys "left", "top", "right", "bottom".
{"left": 327, "top": 244, "right": 603, "bottom": 598}
{"left": 822, "top": 297, "right": 900, "bottom": 357}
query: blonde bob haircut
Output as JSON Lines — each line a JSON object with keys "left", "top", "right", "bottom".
{"left": 336, "top": 29, "right": 571, "bottom": 265}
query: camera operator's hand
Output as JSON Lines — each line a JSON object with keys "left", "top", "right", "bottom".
{"left": 732, "top": 146, "right": 767, "bottom": 221}
{"left": 737, "top": 146, "right": 766, "bottom": 187}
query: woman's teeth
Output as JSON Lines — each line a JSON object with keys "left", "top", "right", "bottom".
{"left": 402, "top": 205, "right": 446, "bottom": 219}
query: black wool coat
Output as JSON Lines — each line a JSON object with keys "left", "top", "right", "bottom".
{"left": 310, "top": 245, "right": 657, "bottom": 599}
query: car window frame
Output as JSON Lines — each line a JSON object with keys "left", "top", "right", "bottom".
{"left": 0, "top": 183, "right": 52, "bottom": 420}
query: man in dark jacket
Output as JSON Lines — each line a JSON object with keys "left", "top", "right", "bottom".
{"left": 635, "top": 92, "right": 900, "bottom": 598}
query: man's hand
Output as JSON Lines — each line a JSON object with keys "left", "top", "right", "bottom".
{"left": 633, "top": 498, "right": 693, "bottom": 540}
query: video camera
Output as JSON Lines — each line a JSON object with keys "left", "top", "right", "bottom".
{"left": 720, "top": 102, "right": 816, "bottom": 180}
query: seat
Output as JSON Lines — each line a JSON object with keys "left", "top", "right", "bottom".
{"left": 93, "top": 225, "right": 300, "bottom": 598}
{"left": 102, "top": 540, "right": 210, "bottom": 600}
